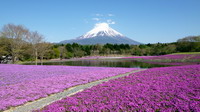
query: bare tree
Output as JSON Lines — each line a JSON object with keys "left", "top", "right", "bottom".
{"left": 27, "top": 31, "right": 43, "bottom": 65}
{"left": 1, "top": 24, "right": 29, "bottom": 63}
{"left": 38, "top": 42, "right": 52, "bottom": 65}
{"left": 58, "top": 46, "right": 67, "bottom": 60}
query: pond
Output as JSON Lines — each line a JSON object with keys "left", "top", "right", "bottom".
{"left": 24, "top": 59, "right": 171, "bottom": 68}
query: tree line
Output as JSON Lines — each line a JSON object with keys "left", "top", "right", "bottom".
{"left": 0, "top": 24, "right": 200, "bottom": 64}
{"left": 52, "top": 38, "right": 199, "bottom": 59}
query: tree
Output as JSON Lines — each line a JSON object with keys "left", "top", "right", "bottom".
{"left": 38, "top": 42, "right": 52, "bottom": 65}
{"left": 65, "top": 44, "right": 73, "bottom": 52}
{"left": 164, "top": 44, "right": 176, "bottom": 54}
{"left": 20, "top": 43, "right": 33, "bottom": 61}
{"left": 27, "top": 31, "right": 43, "bottom": 65}
{"left": 58, "top": 46, "right": 67, "bottom": 60}
{"left": 1, "top": 24, "right": 29, "bottom": 63}
{"left": 82, "top": 45, "right": 91, "bottom": 55}
{"left": 91, "top": 44, "right": 102, "bottom": 55}
{"left": 0, "top": 37, "right": 10, "bottom": 56}
{"left": 0, "top": 37, "right": 12, "bottom": 63}
{"left": 177, "top": 36, "right": 200, "bottom": 42}
{"left": 177, "top": 36, "right": 200, "bottom": 52}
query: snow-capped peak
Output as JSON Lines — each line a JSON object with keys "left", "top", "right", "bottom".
{"left": 79, "top": 23, "right": 124, "bottom": 39}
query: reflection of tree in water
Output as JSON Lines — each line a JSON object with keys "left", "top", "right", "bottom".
{"left": 32, "top": 59, "right": 171, "bottom": 68}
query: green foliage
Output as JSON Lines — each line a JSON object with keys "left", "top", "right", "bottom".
{"left": 82, "top": 45, "right": 91, "bottom": 55}
{"left": 66, "top": 52, "right": 74, "bottom": 59}
{"left": 176, "top": 36, "right": 200, "bottom": 52}
{"left": 53, "top": 48, "right": 60, "bottom": 58}
{"left": 177, "top": 35, "right": 200, "bottom": 42}
{"left": 0, "top": 37, "right": 11, "bottom": 56}
{"left": 50, "top": 40, "right": 200, "bottom": 58}
{"left": 176, "top": 42, "right": 200, "bottom": 52}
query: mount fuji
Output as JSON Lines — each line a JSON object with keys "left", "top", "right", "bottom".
{"left": 59, "top": 23, "right": 141, "bottom": 45}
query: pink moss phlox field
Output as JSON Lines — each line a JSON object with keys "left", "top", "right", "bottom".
{"left": 144, "top": 61, "right": 199, "bottom": 66}
{"left": 124, "top": 54, "right": 200, "bottom": 60}
{"left": 123, "top": 56, "right": 156, "bottom": 59}
{"left": 193, "top": 55, "right": 200, "bottom": 59}
{"left": 39, "top": 65, "right": 200, "bottom": 112}
{"left": 0, "top": 64, "right": 137, "bottom": 110}
{"left": 79, "top": 56, "right": 106, "bottom": 59}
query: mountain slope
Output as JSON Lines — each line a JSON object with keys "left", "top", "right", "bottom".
{"left": 60, "top": 23, "right": 141, "bottom": 45}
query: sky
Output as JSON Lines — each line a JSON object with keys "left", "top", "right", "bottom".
{"left": 0, "top": 0, "right": 200, "bottom": 44}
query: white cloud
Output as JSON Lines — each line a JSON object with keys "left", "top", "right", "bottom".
{"left": 92, "top": 18, "right": 100, "bottom": 21}
{"left": 95, "top": 14, "right": 103, "bottom": 16}
{"left": 108, "top": 14, "right": 114, "bottom": 17}
{"left": 110, "top": 21, "right": 115, "bottom": 24}
{"left": 91, "top": 14, "right": 116, "bottom": 25}
{"left": 107, "top": 19, "right": 115, "bottom": 24}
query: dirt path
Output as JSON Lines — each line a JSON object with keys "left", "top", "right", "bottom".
{"left": 4, "top": 69, "right": 146, "bottom": 112}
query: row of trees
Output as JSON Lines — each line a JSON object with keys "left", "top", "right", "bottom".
{"left": 52, "top": 43, "right": 133, "bottom": 59}
{"left": 0, "top": 24, "right": 51, "bottom": 64}
{"left": 51, "top": 36, "right": 200, "bottom": 59}
{"left": 1, "top": 24, "right": 200, "bottom": 64}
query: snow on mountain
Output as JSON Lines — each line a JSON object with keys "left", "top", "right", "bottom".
{"left": 59, "top": 23, "right": 141, "bottom": 45}
{"left": 79, "top": 23, "right": 124, "bottom": 39}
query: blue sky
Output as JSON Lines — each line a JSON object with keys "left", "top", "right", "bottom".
{"left": 0, "top": 0, "right": 200, "bottom": 44}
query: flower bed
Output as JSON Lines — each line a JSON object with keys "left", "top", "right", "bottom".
{"left": 144, "top": 61, "right": 200, "bottom": 66}
{"left": 0, "top": 64, "right": 137, "bottom": 111}
{"left": 38, "top": 65, "right": 200, "bottom": 111}
{"left": 123, "top": 56, "right": 156, "bottom": 59}
{"left": 124, "top": 54, "right": 200, "bottom": 60}
{"left": 123, "top": 54, "right": 200, "bottom": 65}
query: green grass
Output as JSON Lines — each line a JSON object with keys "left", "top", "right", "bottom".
{"left": 171, "top": 52, "right": 200, "bottom": 54}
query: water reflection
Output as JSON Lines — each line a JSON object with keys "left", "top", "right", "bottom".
{"left": 24, "top": 59, "right": 170, "bottom": 68}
